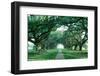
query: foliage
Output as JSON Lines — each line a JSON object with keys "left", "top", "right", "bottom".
{"left": 45, "top": 31, "right": 63, "bottom": 49}
{"left": 28, "top": 15, "right": 58, "bottom": 53}
{"left": 28, "top": 15, "right": 88, "bottom": 54}
{"left": 63, "top": 17, "right": 88, "bottom": 51}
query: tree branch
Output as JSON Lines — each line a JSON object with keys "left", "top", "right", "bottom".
{"left": 28, "top": 38, "right": 35, "bottom": 43}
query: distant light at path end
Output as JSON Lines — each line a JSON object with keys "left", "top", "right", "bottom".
{"left": 57, "top": 44, "right": 64, "bottom": 49}
{"left": 56, "top": 25, "right": 68, "bottom": 32}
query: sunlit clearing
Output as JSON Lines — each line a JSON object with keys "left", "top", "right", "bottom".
{"left": 56, "top": 25, "right": 68, "bottom": 32}
{"left": 57, "top": 44, "right": 64, "bottom": 49}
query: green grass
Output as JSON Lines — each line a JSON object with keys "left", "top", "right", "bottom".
{"left": 28, "top": 49, "right": 58, "bottom": 61}
{"left": 28, "top": 48, "right": 88, "bottom": 61}
{"left": 62, "top": 49, "right": 88, "bottom": 59}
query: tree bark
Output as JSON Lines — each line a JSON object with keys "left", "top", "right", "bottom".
{"left": 79, "top": 45, "right": 82, "bottom": 51}
{"left": 74, "top": 45, "right": 77, "bottom": 50}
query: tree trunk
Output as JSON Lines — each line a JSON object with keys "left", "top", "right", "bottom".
{"left": 35, "top": 43, "right": 40, "bottom": 54}
{"left": 79, "top": 45, "right": 82, "bottom": 51}
{"left": 79, "top": 39, "right": 87, "bottom": 51}
{"left": 74, "top": 45, "right": 77, "bottom": 50}
{"left": 36, "top": 44, "right": 45, "bottom": 54}
{"left": 35, "top": 45, "right": 39, "bottom": 54}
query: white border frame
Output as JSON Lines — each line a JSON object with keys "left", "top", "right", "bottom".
{"left": 20, "top": 6, "right": 95, "bottom": 70}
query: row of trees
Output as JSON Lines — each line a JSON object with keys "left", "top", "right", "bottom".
{"left": 28, "top": 15, "right": 88, "bottom": 54}
{"left": 63, "top": 17, "right": 88, "bottom": 51}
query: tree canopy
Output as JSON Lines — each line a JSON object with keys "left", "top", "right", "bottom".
{"left": 28, "top": 15, "right": 88, "bottom": 54}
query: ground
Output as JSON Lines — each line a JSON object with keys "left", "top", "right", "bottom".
{"left": 28, "top": 49, "right": 88, "bottom": 61}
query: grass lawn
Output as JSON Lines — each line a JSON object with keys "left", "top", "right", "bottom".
{"left": 28, "top": 49, "right": 58, "bottom": 61}
{"left": 28, "top": 48, "right": 88, "bottom": 61}
{"left": 62, "top": 49, "right": 88, "bottom": 59}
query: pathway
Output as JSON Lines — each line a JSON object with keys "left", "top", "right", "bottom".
{"left": 55, "top": 49, "right": 64, "bottom": 59}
